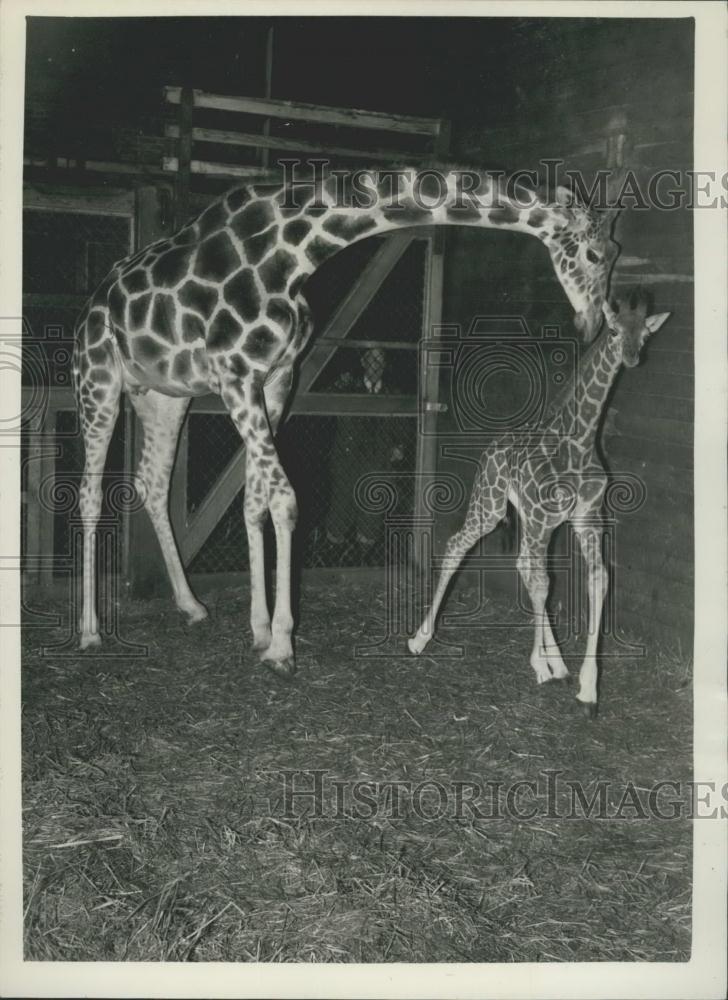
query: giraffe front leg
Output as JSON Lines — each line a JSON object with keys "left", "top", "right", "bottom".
{"left": 542, "top": 616, "right": 570, "bottom": 679}
{"left": 221, "top": 368, "right": 297, "bottom": 678}
{"left": 260, "top": 478, "right": 297, "bottom": 679}
{"left": 243, "top": 480, "right": 272, "bottom": 653}
{"left": 573, "top": 521, "right": 608, "bottom": 719}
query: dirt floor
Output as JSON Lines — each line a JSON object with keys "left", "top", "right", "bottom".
{"left": 21, "top": 575, "right": 692, "bottom": 962}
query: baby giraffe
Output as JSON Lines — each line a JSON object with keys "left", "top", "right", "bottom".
{"left": 408, "top": 289, "right": 670, "bottom": 717}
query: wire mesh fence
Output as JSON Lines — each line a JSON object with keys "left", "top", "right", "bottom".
{"left": 187, "top": 413, "right": 418, "bottom": 575}
{"left": 22, "top": 205, "right": 134, "bottom": 577}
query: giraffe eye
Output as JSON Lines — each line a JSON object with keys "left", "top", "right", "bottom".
{"left": 586, "top": 248, "right": 602, "bottom": 265}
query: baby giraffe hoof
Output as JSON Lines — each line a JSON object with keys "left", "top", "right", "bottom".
{"left": 407, "top": 637, "right": 422, "bottom": 656}
{"left": 262, "top": 656, "right": 297, "bottom": 681}
{"left": 183, "top": 604, "right": 208, "bottom": 626}
{"left": 577, "top": 698, "right": 598, "bottom": 720}
{"left": 79, "top": 632, "right": 102, "bottom": 651}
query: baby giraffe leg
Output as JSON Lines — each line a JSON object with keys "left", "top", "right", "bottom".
{"left": 408, "top": 522, "right": 481, "bottom": 654}
{"left": 409, "top": 460, "right": 507, "bottom": 654}
{"left": 573, "top": 520, "right": 608, "bottom": 718}
{"left": 517, "top": 531, "right": 567, "bottom": 683}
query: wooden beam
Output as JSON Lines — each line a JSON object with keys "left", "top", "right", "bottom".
{"left": 414, "top": 117, "right": 450, "bottom": 565}
{"left": 164, "top": 124, "right": 427, "bottom": 164}
{"left": 179, "top": 445, "right": 246, "bottom": 566}
{"left": 24, "top": 183, "right": 135, "bottom": 216}
{"left": 125, "top": 187, "right": 173, "bottom": 595}
{"left": 175, "top": 86, "right": 194, "bottom": 229}
{"left": 163, "top": 157, "right": 280, "bottom": 181}
{"left": 188, "top": 392, "right": 416, "bottom": 417}
{"left": 23, "top": 293, "right": 88, "bottom": 308}
{"left": 260, "top": 25, "right": 274, "bottom": 170}
{"left": 170, "top": 413, "right": 190, "bottom": 536}
{"left": 290, "top": 393, "right": 417, "bottom": 417}
{"left": 25, "top": 156, "right": 169, "bottom": 180}
{"left": 164, "top": 86, "right": 442, "bottom": 136}
{"left": 297, "top": 233, "right": 414, "bottom": 394}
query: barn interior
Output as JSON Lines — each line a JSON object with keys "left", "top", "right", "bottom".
{"left": 17, "top": 12, "right": 698, "bottom": 966}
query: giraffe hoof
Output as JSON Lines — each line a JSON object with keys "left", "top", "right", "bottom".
{"left": 183, "top": 605, "right": 208, "bottom": 625}
{"left": 79, "top": 633, "right": 102, "bottom": 651}
{"left": 407, "top": 637, "right": 422, "bottom": 656}
{"left": 262, "top": 656, "right": 297, "bottom": 681}
{"left": 577, "top": 699, "right": 598, "bottom": 720}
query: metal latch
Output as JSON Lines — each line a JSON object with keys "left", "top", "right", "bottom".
{"left": 425, "top": 402, "right": 448, "bottom": 413}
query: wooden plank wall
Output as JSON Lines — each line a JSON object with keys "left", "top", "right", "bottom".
{"left": 439, "top": 18, "right": 694, "bottom": 645}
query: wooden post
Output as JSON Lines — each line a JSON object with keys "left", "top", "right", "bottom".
{"left": 413, "top": 119, "right": 451, "bottom": 566}
{"left": 124, "top": 186, "right": 176, "bottom": 597}
{"left": 259, "top": 26, "right": 274, "bottom": 170}
{"left": 175, "top": 86, "right": 194, "bottom": 229}
{"left": 170, "top": 417, "right": 189, "bottom": 539}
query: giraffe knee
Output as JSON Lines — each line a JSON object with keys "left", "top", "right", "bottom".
{"left": 244, "top": 494, "right": 268, "bottom": 528}
{"left": 270, "top": 483, "right": 297, "bottom": 530}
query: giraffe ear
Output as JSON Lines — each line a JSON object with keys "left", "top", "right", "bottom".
{"left": 645, "top": 312, "right": 671, "bottom": 334}
{"left": 602, "top": 299, "right": 618, "bottom": 327}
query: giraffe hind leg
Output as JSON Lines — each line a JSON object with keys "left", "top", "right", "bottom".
{"left": 243, "top": 364, "right": 296, "bottom": 654}
{"left": 75, "top": 337, "right": 122, "bottom": 649}
{"left": 128, "top": 390, "right": 207, "bottom": 623}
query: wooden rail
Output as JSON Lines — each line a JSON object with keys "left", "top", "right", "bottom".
{"left": 163, "top": 85, "right": 447, "bottom": 226}
{"left": 163, "top": 86, "right": 443, "bottom": 136}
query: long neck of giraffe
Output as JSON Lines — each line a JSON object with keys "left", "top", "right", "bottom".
{"left": 283, "top": 167, "right": 565, "bottom": 276}
{"left": 555, "top": 329, "right": 622, "bottom": 444}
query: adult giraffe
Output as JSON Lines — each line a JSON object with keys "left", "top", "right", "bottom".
{"left": 72, "top": 163, "right": 620, "bottom": 676}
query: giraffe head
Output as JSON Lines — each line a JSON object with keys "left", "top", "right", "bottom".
{"left": 544, "top": 186, "right": 621, "bottom": 343}
{"left": 601, "top": 287, "right": 671, "bottom": 368}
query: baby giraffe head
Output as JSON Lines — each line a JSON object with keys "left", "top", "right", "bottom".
{"left": 601, "top": 287, "right": 671, "bottom": 368}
